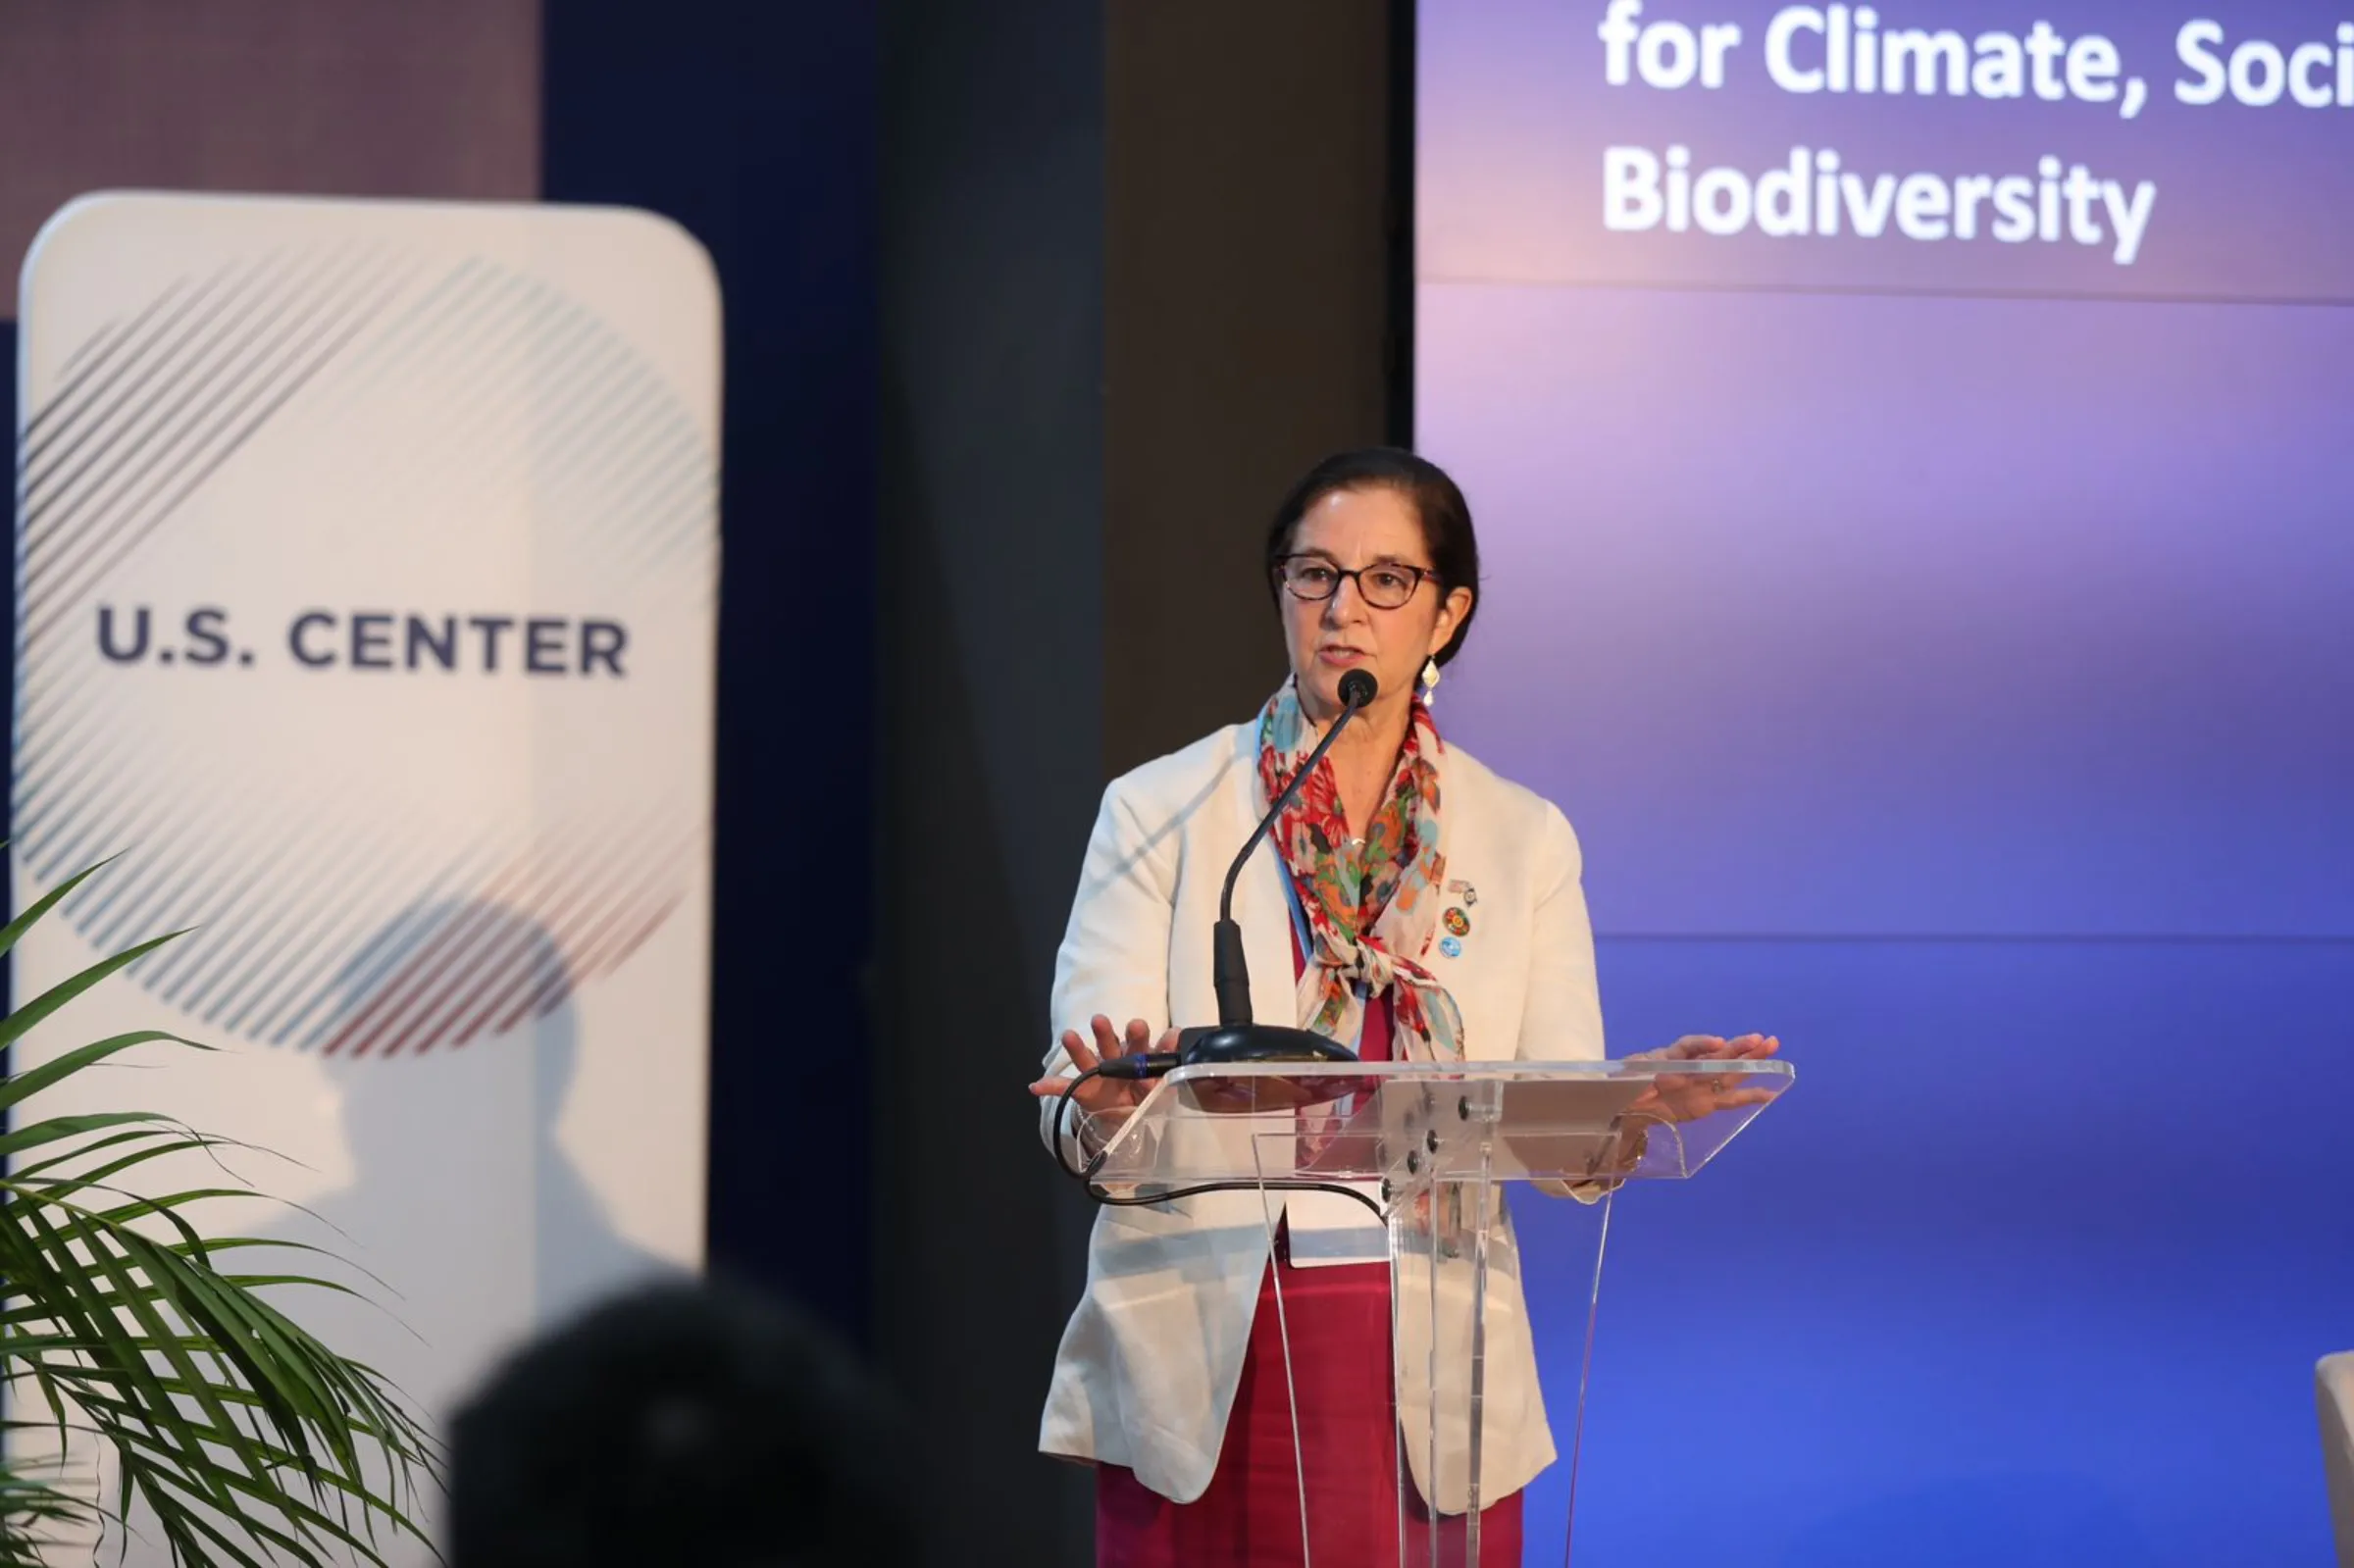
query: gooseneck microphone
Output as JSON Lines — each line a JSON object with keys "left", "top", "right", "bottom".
{"left": 1099, "top": 669, "right": 1378, "bottom": 1079}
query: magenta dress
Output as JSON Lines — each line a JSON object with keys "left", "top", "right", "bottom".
{"left": 1092, "top": 940, "right": 1525, "bottom": 1566}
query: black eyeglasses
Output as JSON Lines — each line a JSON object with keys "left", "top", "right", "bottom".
{"left": 1274, "top": 556, "right": 1437, "bottom": 611}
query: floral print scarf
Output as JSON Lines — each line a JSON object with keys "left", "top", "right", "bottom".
{"left": 1254, "top": 681, "right": 1466, "bottom": 1061}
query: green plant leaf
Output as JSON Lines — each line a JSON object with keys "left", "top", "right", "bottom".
{"left": 0, "top": 861, "right": 435, "bottom": 1565}
{"left": 0, "top": 857, "right": 115, "bottom": 963}
{"left": 0, "top": 949, "right": 191, "bottom": 1063}
{"left": 0, "top": 1029, "right": 209, "bottom": 1120}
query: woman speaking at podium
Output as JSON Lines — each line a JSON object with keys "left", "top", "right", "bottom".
{"left": 1026, "top": 448, "right": 1774, "bottom": 1566}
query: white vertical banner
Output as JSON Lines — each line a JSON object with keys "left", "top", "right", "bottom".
{"left": 11, "top": 193, "right": 720, "bottom": 1561}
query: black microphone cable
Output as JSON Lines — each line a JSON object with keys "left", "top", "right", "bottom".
{"left": 1048, "top": 1061, "right": 1386, "bottom": 1220}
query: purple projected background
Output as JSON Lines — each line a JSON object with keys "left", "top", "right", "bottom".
{"left": 1426, "top": 284, "right": 2354, "bottom": 935}
{"left": 1420, "top": 2, "right": 2354, "bottom": 1563}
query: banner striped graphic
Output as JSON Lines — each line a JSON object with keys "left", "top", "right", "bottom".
{"left": 16, "top": 224, "right": 717, "bottom": 1056}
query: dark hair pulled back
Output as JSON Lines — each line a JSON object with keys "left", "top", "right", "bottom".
{"left": 1264, "top": 446, "right": 1481, "bottom": 666}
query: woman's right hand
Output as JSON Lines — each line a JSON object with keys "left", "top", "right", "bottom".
{"left": 1028, "top": 1015, "right": 1175, "bottom": 1120}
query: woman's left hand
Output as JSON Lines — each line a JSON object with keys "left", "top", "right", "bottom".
{"left": 1622, "top": 1033, "right": 1782, "bottom": 1125}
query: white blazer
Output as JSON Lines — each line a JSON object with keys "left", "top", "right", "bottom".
{"left": 1035, "top": 718, "right": 1606, "bottom": 1509}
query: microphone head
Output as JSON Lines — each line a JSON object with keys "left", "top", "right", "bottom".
{"left": 1337, "top": 669, "right": 1378, "bottom": 708}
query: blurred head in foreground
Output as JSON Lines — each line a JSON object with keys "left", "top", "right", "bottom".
{"left": 447, "top": 1281, "right": 908, "bottom": 1568}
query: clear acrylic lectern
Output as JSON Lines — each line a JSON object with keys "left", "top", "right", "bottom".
{"left": 1066, "top": 1057, "right": 1792, "bottom": 1567}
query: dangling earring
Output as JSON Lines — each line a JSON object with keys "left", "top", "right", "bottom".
{"left": 1419, "top": 656, "right": 1441, "bottom": 702}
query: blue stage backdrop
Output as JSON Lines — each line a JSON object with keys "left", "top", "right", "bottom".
{"left": 1417, "top": 1, "right": 2354, "bottom": 1561}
